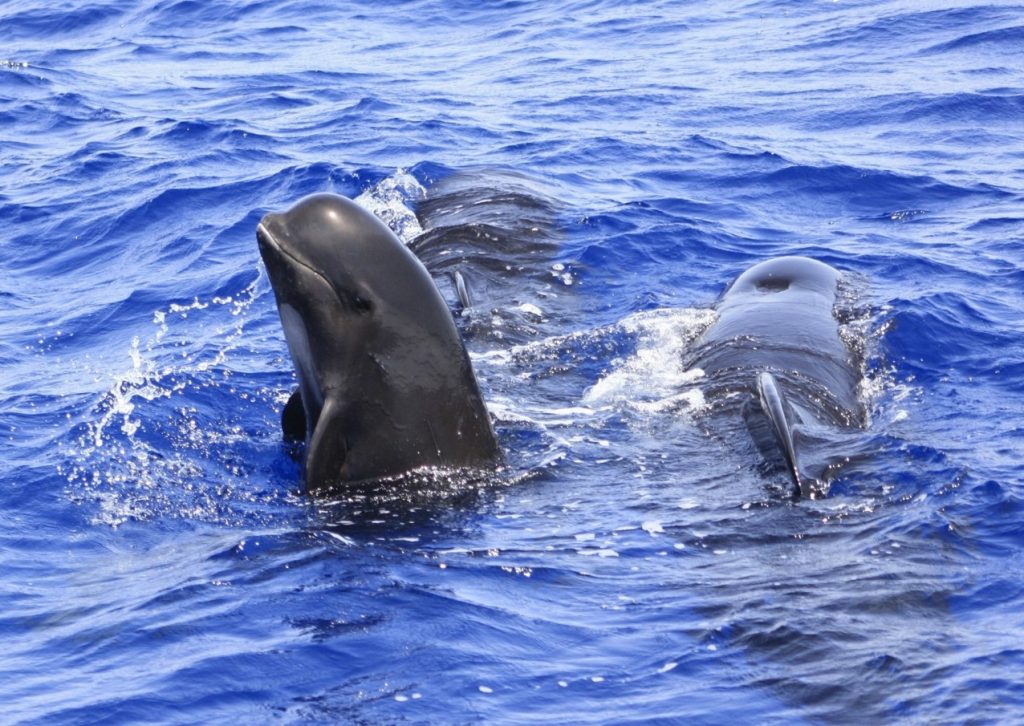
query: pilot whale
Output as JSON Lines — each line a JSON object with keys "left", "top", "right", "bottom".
{"left": 257, "top": 193, "right": 500, "bottom": 494}
{"left": 685, "top": 256, "right": 865, "bottom": 498}
{"left": 410, "top": 168, "right": 563, "bottom": 343}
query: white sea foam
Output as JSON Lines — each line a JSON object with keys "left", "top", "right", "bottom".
{"left": 583, "top": 307, "right": 715, "bottom": 413}
{"left": 354, "top": 169, "right": 426, "bottom": 242}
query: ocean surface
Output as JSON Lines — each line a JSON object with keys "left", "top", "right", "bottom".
{"left": 3, "top": 0, "right": 1023, "bottom": 723}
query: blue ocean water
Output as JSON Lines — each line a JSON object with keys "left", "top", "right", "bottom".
{"left": 3, "top": 0, "right": 1024, "bottom": 722}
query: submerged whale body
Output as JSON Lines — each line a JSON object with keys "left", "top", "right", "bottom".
{"left": 410, "top": 168, "right": 563, "bottom": 342}
{"left": 686, "top": 256, "right": 865, "bottom": 498}
{"left": 257, "top": 193, "right": 500, "bottom": 495}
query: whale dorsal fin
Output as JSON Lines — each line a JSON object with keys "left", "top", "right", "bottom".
{"left": 453, "top": 270, "right": 472, "bottom": 310}
{"left": 756, "top": 372, "right": 817, "bottom": 498}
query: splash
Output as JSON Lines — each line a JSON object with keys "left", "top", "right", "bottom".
{"left": 582, "top": 308, "right": 716, "bottom": 414}
{"left": 60, "top": 272, "right": 288, "bottom": 527}
{"left": 353, "top": 169, "right": 426, "bottom": 242}
{"left": 835, "top": 278, "right": 904, "bottom": 426}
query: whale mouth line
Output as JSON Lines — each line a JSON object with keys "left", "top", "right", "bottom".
{"left": 258, "top": 221, "right": 347, "bottom": 308}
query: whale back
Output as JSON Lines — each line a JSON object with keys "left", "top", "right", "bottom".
{"left": 687, "top": 257, "right": 865, "bottom": 496}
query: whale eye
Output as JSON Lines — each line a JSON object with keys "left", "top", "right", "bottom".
{"left": 351, "top": 293, "right": 373, "bottom": 314}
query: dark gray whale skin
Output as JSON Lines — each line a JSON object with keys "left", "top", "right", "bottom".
{"left": 410, "top": 169, "right": 563, "bottom": 343}
{"left": 685, "top": 256, "right": 864, "bottom": 497}
{"left": 257, "top": 193, "right": 500, "bottom": 495}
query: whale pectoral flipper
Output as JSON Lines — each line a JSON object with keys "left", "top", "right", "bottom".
{"left": 282, "top": 388, "right": 306, "bottom": 442}
{"left": 304, "top": 394, "right": 348, "bottom": 494}
{"left": 757, "top": 371, "right": 815, "bottom": 498}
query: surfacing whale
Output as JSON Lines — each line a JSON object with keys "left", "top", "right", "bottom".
{"left": 410, "top": 169, "right": 564, "bottom": 342}
{"left": 685, "top": 256, "right": 866, "bottom": 498}
{"left": 257, "top": 193, "right": 500, "bottom": 495}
